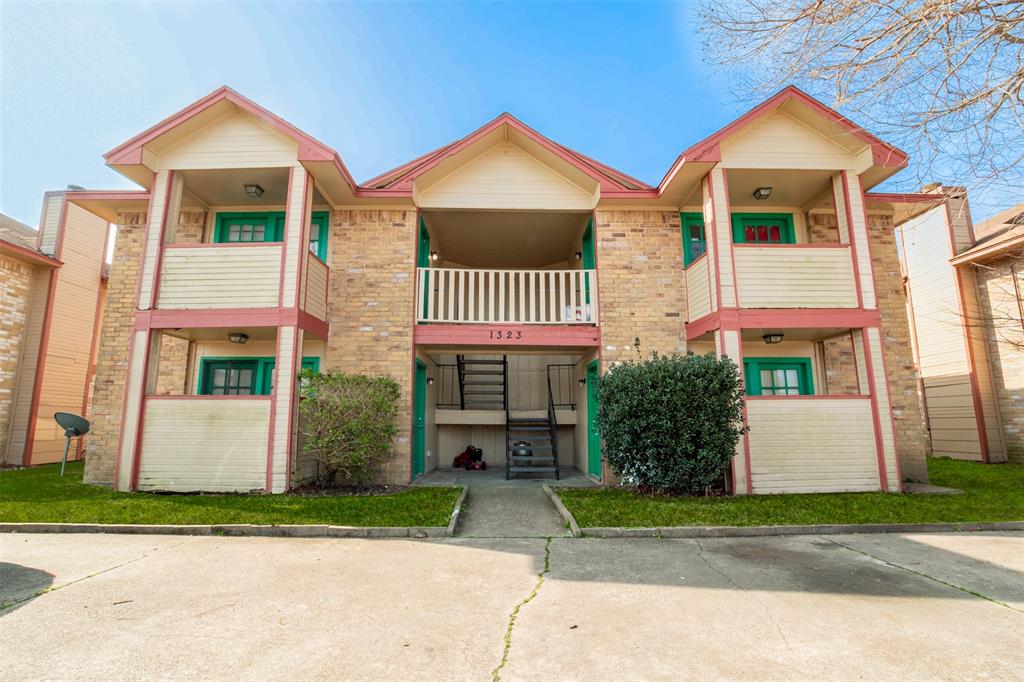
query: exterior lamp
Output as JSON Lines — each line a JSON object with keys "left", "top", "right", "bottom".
{"left": 574, "top": 251, "right": 582, "bottom": 261}
{"left": 752, "top": 187, "right": 772, "bottom": 201}
{"left": 244, "top": 183, "right": 265, "bottom": 198}
{"left": 427, "top": 377, "right": 434, "bottom": 385}
{"left": 228, "top": 332, "right": 249, "bottom": 344}
{"left": 762, "top": 332, "right": 784, "bottom": 345}
{"left": 579, "top": 378, "right": 586, "bottom": 386}
{"left": 430, "top": 251, "right": 439, "bottom": 262}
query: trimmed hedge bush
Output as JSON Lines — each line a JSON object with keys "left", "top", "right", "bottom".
{"left": 298, "top": 370, "right": 401, "bottom": 487}
{"left": 598, "top": 353, "right": 745, "bottom": 494}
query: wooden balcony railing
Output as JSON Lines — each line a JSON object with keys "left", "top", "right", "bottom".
{"left": 416, "top": 267, "right": 598, "bottom": 324}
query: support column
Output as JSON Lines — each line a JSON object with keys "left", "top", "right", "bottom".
{"left": 266, "top": 166, "right": 313, "bottom": 493}
{"left": 113, "top": 170, "right": 180, "bottom": 491}
{"left": 852, "top": 328, "right": 901, "bottom": 491}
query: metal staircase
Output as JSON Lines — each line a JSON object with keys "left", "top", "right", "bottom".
{"left": 505, "top": 364, "right": 560, "bottom": 480}
{"left": 456, "top": 355, "right": 507, "bottom": 410}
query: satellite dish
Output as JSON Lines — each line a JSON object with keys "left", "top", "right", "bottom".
{"left": 54, "top": 412, "right": 90, "bottom": 477}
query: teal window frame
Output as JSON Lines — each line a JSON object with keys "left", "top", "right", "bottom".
{"left": 731, "top": 213, "right": 796, "bottom": 244}
{"left": 743, "top": 357, "right": 815, "bottom": 396}
{"left": 199, "top": 356, "right": 320, "bottom": 396}
{"left": 680, "top": 212, "right": 706, "bottom": 266}
{"left": 308, "top": 211, "right": 329, "bottom": 261}
{"left": 214, "top": 211, "right": 329, "bottom": 260}
{"left": 214, "top": 212, "right": 286, "bottom": 243}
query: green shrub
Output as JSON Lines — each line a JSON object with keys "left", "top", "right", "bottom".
{"left": 298, "top": 370, "right": 401, "bottom": 487}
{"left": 598, "top": 353, "right": 745, "bottom": 494}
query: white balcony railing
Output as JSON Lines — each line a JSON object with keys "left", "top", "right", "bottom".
{"left": 416, "top": 267, "right": 598, "bottom": 324}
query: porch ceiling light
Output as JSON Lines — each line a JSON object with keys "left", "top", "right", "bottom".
{"left": 762, "top": 332, "right": 784, "bottom": 345}
{"left": 753, "top": 186, "right": 773, "bottom": 201}
{"left": 228, "top": 332, "right": 249, "bottom": 344}
{"left": 243, "top": 183, "right": 265, "bottom": 199}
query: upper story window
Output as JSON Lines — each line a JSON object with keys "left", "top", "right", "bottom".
{"left": 199, "top": 356, "right": 320, "bottom": 396}
{"left": 731, "top": 213, "right": 795, "bottom": 244}
{"left": 743, "top": 357, "right": 814, "bottom": 396}
{"left": 213, "top": 211, "right": 329, "bottom": 259}
{"left": 680, "top": 212, "right": 706, "bottom": 266}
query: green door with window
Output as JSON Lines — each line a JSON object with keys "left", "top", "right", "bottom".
{"left": 586, "top": 360, "right": 601, "bottom": 478}
{"left": 412, "top": 359, "right": 427, "bottom": 478}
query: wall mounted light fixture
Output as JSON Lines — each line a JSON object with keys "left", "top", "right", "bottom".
{"left": 244, "top": 183, "right": 265, "bottom": 199}
{"left": 579, "top": 378, "right": 586, "bottom": 386}
{"left": 574, "top": 251, "right": 582, "bottom": 261}
{"left": 430, "top": 251, "right": 439, "bottom": 262}
{"left": 228, "top": 332, "right": 249, "bottom": 344}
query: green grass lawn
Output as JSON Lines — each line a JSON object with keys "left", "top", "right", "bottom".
{"left": 557, "top": 457, "right": 1024, "bottom": 528}
{"left": 0, "top": 461, "right": 462, "bottom": 527}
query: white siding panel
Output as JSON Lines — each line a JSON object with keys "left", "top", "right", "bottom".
{"left": 418, "top": 142, "right": 595, "bottom": 210}
{"left": 137, "top": 398, "right": 270, "bottom": 492}
{"left": 157, "top": 245, "right": 281, "bottom": 309}
{"left": 269, "top": 327, "right": 297, "bottom": 493}
{"left": 734, "top": 246, "right": 858, "bottom": 308}
{"left": 747, "top": 398, "right": 880, "bottom": 493}
{"left": 154, "top": 112, "right": 299, "bottom": 170}
{"left": 865, "top": 328, "right": 900, "bottom": 488}
{"left": 710, "top": 168, "right": 736, "bottom": 307}
{"left": 721, "top": 112, "right": 856, "bottom": 170}
{"left": 138, "top": 171, "right": 172, "bottom": 309}
{"left": 845, "top": 174, "right": 877, "bottom": 308}
{"left": 685, "top": 256, "right": 712, "bottom": 320}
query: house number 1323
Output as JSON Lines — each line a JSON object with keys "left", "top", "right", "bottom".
{"left": 489, "top": 330, "right": 523, "bottom": 340}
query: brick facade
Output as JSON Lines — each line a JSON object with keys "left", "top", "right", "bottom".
{"left": 973, "top": 257, "right": 1024, "bottom": 462}
{"left": 0, "top": 255, "right": 33, "bottom": 457}
{"left": 868, "top": 212, "right": 930, "bottom": 481}
{"left": 84, "top": 212, "right": 145, "bottom": 485}
{"left": 325, "top": 209, "right": 418, "bottom": 482}
{"left": 594, "top": 210, "right": 687, "bottom": 368}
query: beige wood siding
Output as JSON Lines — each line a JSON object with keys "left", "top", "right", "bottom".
{"left": 720, "top": 111, "right": 856, "bottom": 170}
{"left": 746, "top": 397, "right": 880, "bottom": 493}
{"left": 685, "top": 256, "right": 712, "bottom": 320}
{"left": 4, "top": 269, "right": 50, "bottom": 462}
{"left": 157, "top": 245, "right": 282, "bottom": 309}
{"left": 153, "top": 111, "right": 299, "bottom": 170}
{"left": 417, "top": 142, "right": 596, "bottom": 210}
{"left": 734, "top": 246, "right": 858, "bottom": 308}
{"left": 303, "top": 252, "right": 328, "bottom": 320}
{"left": 38, "top": 195, "right": 63, "bottom": 256}
{"left": 865, "top": 327, "right": 901, "bottom": 488}
{"left": 137, "top": 397, "right": 270, "bottom": 492}
{"left": 900, "top": 206, "right": 985, "bottom": 460}
{"left": 29, "top": 203, "right": 108, "bottom": 464}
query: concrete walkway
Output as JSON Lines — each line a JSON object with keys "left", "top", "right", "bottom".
{"left": 416, "top": 467, "right": 596, "bottom": 537}
{"left": 1, "top": 531, "right": 1021, "bottom": 680}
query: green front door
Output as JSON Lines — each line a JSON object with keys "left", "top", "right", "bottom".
{"left": 586, "top": 360, "right": 601, "bottom": 478}
{"left": 418, "top": 217, "right": 431, "bottom": 318}
{"left": 412, "top": 359, "right": 427, "bottom": 478}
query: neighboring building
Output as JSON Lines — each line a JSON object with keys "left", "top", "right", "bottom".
{"left": 898, "top": 194, "right": 1023, "bottom": 463}
{"left": 43, "top": 84, "right": 943, "bottom": 494}
{"left": 0, "top": 201, "right": 110, "bottom": 466}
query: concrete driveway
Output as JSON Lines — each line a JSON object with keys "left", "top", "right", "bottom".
{"left": 1, "top": 531, "right": 1021, "bottom": 680}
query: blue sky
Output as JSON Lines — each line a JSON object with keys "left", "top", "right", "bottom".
{"left": 0, "top": 1, "right": 1015, "bottom": 226}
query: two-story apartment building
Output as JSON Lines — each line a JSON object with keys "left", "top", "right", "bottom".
{"left": 61, "top": 85, "right": 944, "bottom": 494}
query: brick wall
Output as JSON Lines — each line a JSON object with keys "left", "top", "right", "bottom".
{"left": 594, "top": 210, "right": 687, "bottom": 368}
{"left": 974, "top": 256, "right": 1024, "bottom": 462}
{"left": 0, "top": 255, "right": 33, "bottom": 458}
{"left": 325, "top": 209, "right": 418, "bottom": 483}
{"left": 84, "top": 212, "right": 145, "bottom": 485}
{"left": 868, "top": 212, "right": 930, "bottom": 481}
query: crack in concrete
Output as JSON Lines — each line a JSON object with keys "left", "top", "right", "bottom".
{"left": 693, "top": 539, "right": 795, "bottom": 655}
{"left": 825, "top": 537, "right": 1022, "bottom": 613}
{"left": 1, "top": 539, "right": 192, "bottom": 613}
{"left": 491, "top": 537, "right": 552, "bottom": 682}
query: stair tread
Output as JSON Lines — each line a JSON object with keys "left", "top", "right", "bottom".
{"left": 509, "top": 466, "right": 559, "bottom": 473}
{"left": 461, "top": 359, "right": 505, "bottom": 365}
{"left": 463, "top": 380, "right": 505, "bottom": 385}
{"left": 462, "top": 370, "right": 505, "bottom": 375}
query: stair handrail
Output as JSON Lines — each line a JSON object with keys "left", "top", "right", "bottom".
{"left": 503, "top": 355, "right": 511, "bottom": 477}
{"left": 546, "top": 362, "right": 560, "bottom": 478}
{"left": 455, "top": 354, "right": 466, "bottom": 410}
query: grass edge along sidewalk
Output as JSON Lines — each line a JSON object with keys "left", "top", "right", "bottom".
{"left": 554, "top": 458, "right": 1024, "bottom": 533}
{"left": 0, "top": 461, "right": 464, "bottom": 531}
